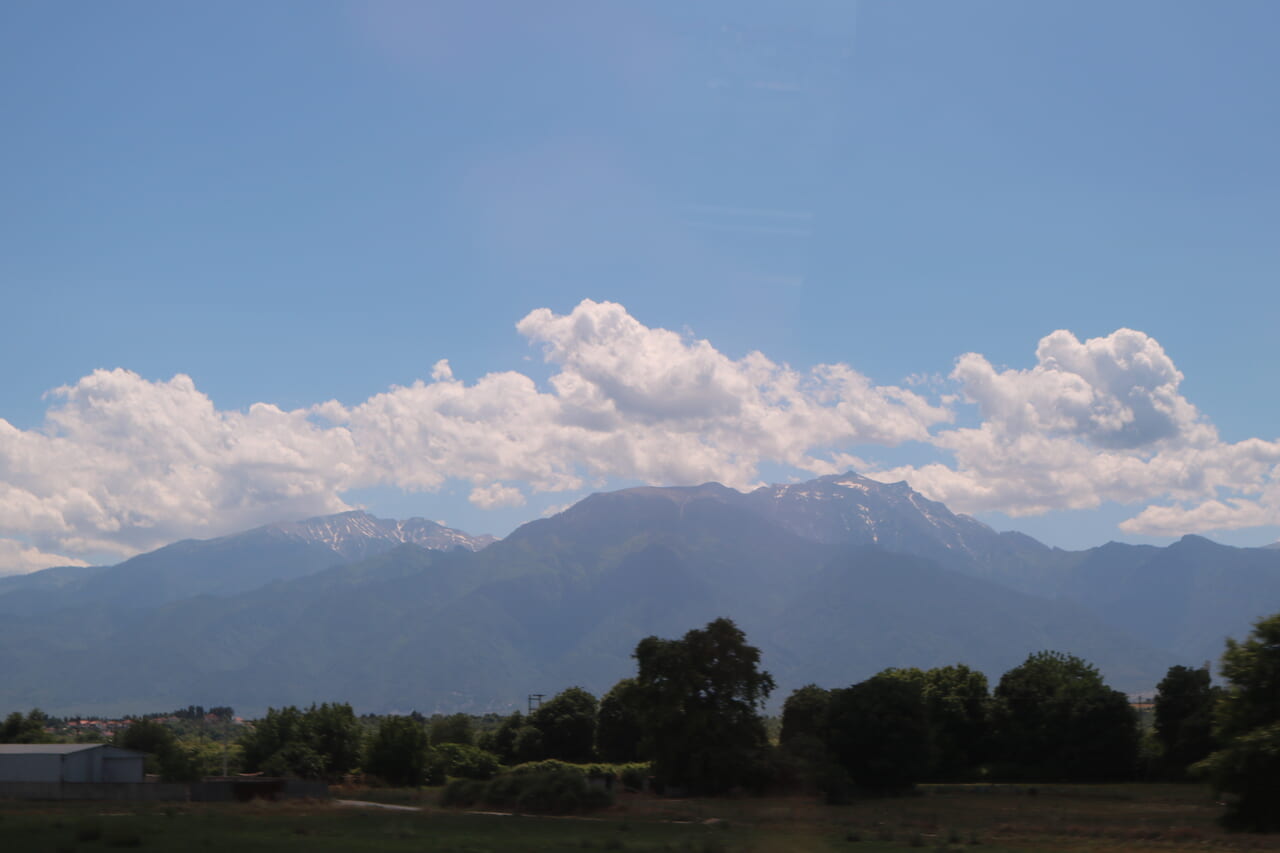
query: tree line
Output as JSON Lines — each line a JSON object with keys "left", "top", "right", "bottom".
{"left": 5, "top": 613, "right": 1278, "bottom": 829}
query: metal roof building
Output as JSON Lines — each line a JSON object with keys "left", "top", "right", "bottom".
{"left": 0, "top": 744, "right": 146, "bottom": 784}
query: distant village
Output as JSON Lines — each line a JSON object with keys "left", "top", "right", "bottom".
{"left": 39, "top": 706, "right": 245, "bottom": 744}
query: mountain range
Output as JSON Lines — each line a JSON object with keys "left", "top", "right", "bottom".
{"left": 2, "top": 473, "right": 1278, "bottom": 717}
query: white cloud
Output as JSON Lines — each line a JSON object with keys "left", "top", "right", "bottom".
{"left": 952, "top": 329, "right": 1203, "bottom": 450}
{"left": 867, "top": 329, "right": 1280, "bottom": 536}
{"left": 0, "top": 369, "right": 356, "bottom": 559}
{"left": 317, "top": 299, "right": 949, "bottom": 497}
{"left": 0, "top": 301, "right": 947, "bottom": 561}
{"left": 0, "top": 538, "right": 89, "bottom": 577}
{"left": 468, "top": 483, "right": 526, "bottom": 509}
{"left": 3, "top": 306, "right": 1278, "bottom": 561}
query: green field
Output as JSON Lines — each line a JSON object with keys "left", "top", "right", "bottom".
{"left": 2, "top": 784, "right": 1278, "bottom": 853}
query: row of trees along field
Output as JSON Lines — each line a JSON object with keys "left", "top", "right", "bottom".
{"left": 5, "top": 614, "right": 1279, "bottom": 829}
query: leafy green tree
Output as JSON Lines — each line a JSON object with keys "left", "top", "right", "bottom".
{"left": 117, "top": 718, "right": 176, "bottom": 758}
{"left": 776, "top": 685, "right": 842, "bottom": 797}
{"left": 429, "top": 713, "right": 475, "bottom": 747}
{"left": 240, "top": 706, "right": 310, "bottom": 774}
{"left": 261, "top": 742, "right": 325, "bottom": 780}
{"left": 365, "top": 715, "right": 436, "bottom": 787}
{"left": 530, "top": 687, "right": 598, "bottom": 763}
{"left": 596, "top": 679, "right": 645, "bottom": 763}
{"left": 239, "top": 703, "right": 361, "bottom": 779}
{"left": 116, "top": 718, "right": 200, "bottom": 781}
{"left": 826, "top": 674, "right": 933, "bottom": 792}
{"left": 881, "top": 664, "right": 990, "bottom": 779}
{"left": 511, "top": 723, "right": 547, "bottom": 764}
{"left": 779, "top": 684, "right": 832, "bottom": 750}
{"left": 307, "top": 702, "right": 363, "bottom": 778}
{"left": 478, "top": 711, "right": 524, "bottom": 763}
{"left": 632, "top": 618, "right": 775, "bottom": 793}
{"left": 991, "top": 651, "right": 1137, "bottom": 782}
{"left": 1154, "top": 665, "right": 1219, "bottom": 779}
{"left": 1196, "top": 614, "right": 1280, "bottom": 830}
{"left": 182, "top": 740, "right": 244, "bottom": 777}
{"left": 0, "top": 709, "right": 53, "bottom": 743}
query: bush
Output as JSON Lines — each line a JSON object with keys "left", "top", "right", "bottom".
{"left": 435, "top": 743, "right": 501, "bottom": 780}
{"left": 440, "top": 765, "right": 612, "bottom": 814}
{"left": 615, "top": 763, "right": 650, "bottom": 792}
{"left": 440, "top": 778, "right": 487, "bottom": 807}
{"left": 507, "top": 759, "right": 579, "bottom": 775}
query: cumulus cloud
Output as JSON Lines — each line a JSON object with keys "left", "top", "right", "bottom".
{"left": 951, "top": 329, "right": 1208, "bottom": 450}
{"left": 468, "top": 483, "right": 527, "bottom": 509}
{"left": 3, "top": 306, "right": 1277, "bottom": 561}
{"left": 315, "top": 299, "right": 950, "bottom": 495}
{"left": 867, "top": 329, "right": 1280, "bottom": 536}
{"left": 0, "top": 369, "right": 357, "bottom": 559}
{"left": 0, "top": 538, "right": 89, "bottom": 577}
{"left": 0, "top": 300, "right": 948, "bottom": 561}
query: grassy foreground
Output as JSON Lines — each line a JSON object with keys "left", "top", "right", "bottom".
{"left": 2, "top": 784, "right": 1279, "bottom": 853}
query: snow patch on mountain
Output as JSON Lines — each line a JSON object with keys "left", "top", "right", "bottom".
{"left": 265, "top": 510, "right": 495, "bottom": 560}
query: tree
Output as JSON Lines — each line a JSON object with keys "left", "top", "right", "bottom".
{"left": 775, "top": 685, "right": 844, "bottom": 796}
{"left": 529, "top": 687, "right": 598, "bottom": 763}
{"left": 990, "top": 651, "right": 1137, "bottom": 782}
{"left": 0, "top": 709, "right": 52, "bottom": 744}
{"left": 1154, "top": 665, "right": 1219, "bottom": 779}
{"left": 511, "top": 723, "right": 547, "bottom": 764}
{"left": 826, "top": 674, "right": 933, "bottom": 792}
{"left": 478, "top": 711, "right": 524, "bottom": 764}
{"left": 429, "top": 713, "right": 475, "bottom": 747}
{"left": 239, "top": 703, "right": 362, "bottom": 780}
{"left": 261, "top": 743, "right": 325, "bottom": 780}
{"left": 307, "top": 702, "right": 363, "bottom": 778}
{"left": 116, "top": 718, "right": 199, "bottom": 781}
{"left": 632, "top": 618, "right": 775, "bottom": 793}
{"left": 595, "top": 679, "right": 645, "bottom": 763}
{"left": 240, "top": 706, "right": 310, "bottom": 775}
{"left": 881, "top": 664, "right": 990, "bottom": 779}
{"left": 1196, "top": 614, "right": 1280, "bottom": 830}
{"left": 779, "top": 684, "right": 832, "bottom": 750}
{"left": 365, "top": 715, "right": 436, "bottom": 787}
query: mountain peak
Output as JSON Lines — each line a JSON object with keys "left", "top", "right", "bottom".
{"left": 617, "top": 482, "right": 742, "bottom": 504}
{"left": 1174, "top": 533, "right": 1219, "bottom": 548}
{"left": 263, "top": 510, "right": 494, "bottom": 559}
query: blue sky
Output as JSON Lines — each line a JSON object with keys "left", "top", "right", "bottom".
{"left": 2, "top": 1, "right": 1278, "bottom": 571}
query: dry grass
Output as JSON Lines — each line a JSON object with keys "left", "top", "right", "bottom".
{"left": 605, "top": 784, "right": 1280, "bottom": 852}
{"left": 2, "top": 783, "right": 1279, "bottom": 852}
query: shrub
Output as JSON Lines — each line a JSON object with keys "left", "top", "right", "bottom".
{"left": 618, "top": 763, "right": 649, "bottom": 791}
{"left": 435, "top": 743, "right": 501, "bottom": 780}
{"left": 440, "top": 778, "right": 487, "bottom": 808}
{"left": 440, "top": 764, "right": 612, "bottom": 814}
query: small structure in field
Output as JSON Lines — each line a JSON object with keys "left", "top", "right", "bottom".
{"left": 0, "top": 743, "right": 146, "bottom": 784}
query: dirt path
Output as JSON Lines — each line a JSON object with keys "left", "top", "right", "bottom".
{"left": 333, "top": 798, "right": 421, "bottom": 812}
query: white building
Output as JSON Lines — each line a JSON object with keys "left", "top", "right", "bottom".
{"left": 0, "top": 744, "right": 146, "bottom": 784}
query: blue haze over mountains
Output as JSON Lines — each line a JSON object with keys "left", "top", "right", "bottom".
{"left": 2, "top": 474, "right": 1278, "bottom": 716}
